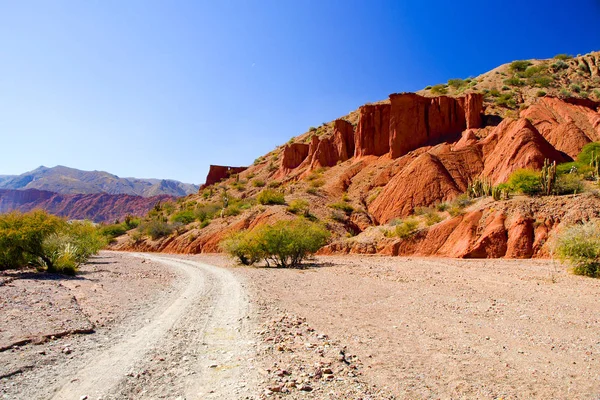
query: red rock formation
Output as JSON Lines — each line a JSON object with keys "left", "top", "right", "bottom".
{"left": 388, "top": 93, "right": 483, "bottom": 159}
{"left": 0, "top": 189, "right": 172, "bottom": 223}
{"left": 333, "top": 119, "right": 355, "bottom": 161}
{"left": 354, "top": 104, "right": 391, "bottom": 157}
{"left": 280, "top": 143, "right": 310, "bottom": 173}
{"left": 481, "top": 118, "right": 567, "bottom": 184}
{"left": 463, "top": 93, "right": 484, "bottom": 129}
{"left": 521, "top": 97, "right": 600, "bottom": 158}
{"left": 202, "top": 165, "right": 247, "bottom": 188}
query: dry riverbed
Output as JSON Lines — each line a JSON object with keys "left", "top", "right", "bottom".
{"left": 2, "top": 252, "right": 600, "bottom": 399}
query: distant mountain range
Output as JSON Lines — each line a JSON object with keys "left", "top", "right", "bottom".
{"left": 0, "top": 189, "right": 172, "bottom": 223}
{"left": 0, "top": 166, "right": 199, "bottom": 197}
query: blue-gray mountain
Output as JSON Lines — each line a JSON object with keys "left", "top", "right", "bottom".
{"left": 0, "top": 166, "right": 199, "bottom": 197}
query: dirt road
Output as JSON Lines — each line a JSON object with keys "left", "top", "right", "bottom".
{"left": 1, "top": 252, "right": 257, "bottom": 400}
{"left": 53, "top": 253, "right": 256, "bottom": 400}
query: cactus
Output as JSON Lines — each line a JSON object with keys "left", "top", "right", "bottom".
{"left": 491, "top": 186, "right": 502, "bottom": 201}
{"left": 540, "top": 158, "right": 557, "bottom": 196}
{"left": 467, "top": 177, "right": 493, "bottom": 198}
{"left": 590, "top": 151, "right": 599, "bottom": 180}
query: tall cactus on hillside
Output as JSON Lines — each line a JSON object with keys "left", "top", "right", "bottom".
{"left": 590, "top": 151, "right": 599, "bottom": 180}
{"left": 541, "top": 158, "right": 557, "bottom": 196}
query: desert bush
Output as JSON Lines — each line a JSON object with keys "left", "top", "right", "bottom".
{"left": 424, "top": 211, "right": 442, "bottom": 226}
{"left": 528, "top": 75, "right": 553, "bottom": 88}
{"left": 0, "top": 211, "right": 105, "bottom": 274}
{"left": 554, "top": 54, "right": 573, "bottom": 60}
{"left": 520, "top": 64, "right": 547, "bottom": 78}
{"left": 507, "top": 169, "right": 541, "bottom": 196}
{"left": 221, "top": 218, "right": 330, "bottom": 267}
{"left": 577, "top": 142, "right": 600, "bottom": 166}
{"left": 305, "top": 187, "right": 319, "bottom": 195}
{"left": 329, "top": 201, "right": 354, "bottom": 214}
{"left": 257, "top": 189, "right": 285, "bottom": 205}
{"left": 310, "top": 179, "right": 325, "bottom": 188}
{"left": 139, "top": 220, "right": 175, "bottom": 240}
{"left": 430, "top": 84, "right": 448, "bottom": 95}
{"left": 571, "top": 84, "right": 581, "bottom": 93}
{"left": 559, "top": 89, "right": 572, "bottom": 98}
{"left": 509, "top": 60, "right": 532, "bottom": 72}
{"left": 393, "top": 219, "right": 419, "bottom": 239}
{"left": 537, "top": 90, "right": 547, "bottom": 97}
{"left": 195, "top": 203, "right": 221, "bottom": 222}
{"left": 503, "top": 76, "right": 525, "bottom": 86}
{"left": 268, "top": 180, "right": 281, "bottom": 188}
{"left": 100, "top": 223, "right": 128, "bottom": 240}
{"left": 552, "top": 60, "right": 569, "bottom": 70}
{"left": 220, "top": 231, "right": 263, "bottom": 266}
{"left": 495, "top": 93, "right": 516, "bottom": 108}
{"left": 554, "top": 221, "right": 600, "bottom": 277}
{"left": 435, "top": 202, "right": 449, "bottom": 212}
{"left": 252, "top": 179, "right": 266, "bottom": 188}
{"left": 447, "top": 78, "right": 466, "bottom": 89}
{"left": 287, "top": 199, "right": 310, "bottom": 216}
{"left": 555, "top": 174, "right": 585, "bottom": 195}
{"left": 171, "top": 210, "right": 196, "bottom": 224}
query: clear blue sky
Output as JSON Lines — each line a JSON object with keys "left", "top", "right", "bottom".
{"left": 1, "top": 1, "right": 599, "bottom": 184}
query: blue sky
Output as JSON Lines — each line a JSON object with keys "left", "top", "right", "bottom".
{"left": 1, "top": 0, "right": 599, "bottom": 184}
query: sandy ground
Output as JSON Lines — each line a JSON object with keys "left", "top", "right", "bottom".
{"left": 192, "top": 253, "right": 600, "bottom": 400}
{"left": 4, "top": 252, "right": 600, "bottom": 399}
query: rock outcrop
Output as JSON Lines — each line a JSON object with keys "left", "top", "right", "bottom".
{"left": 201, "top": 165, "right": 247, "bottom": 189}
{"left": 521, "top": 97, "right": 600, "bottom": 158}
{"left": 280, "top": 143, "right": 310, "bottom": 173}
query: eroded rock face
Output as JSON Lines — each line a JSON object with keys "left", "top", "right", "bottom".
{"left": 333, "top": 119, "right": 355, "bottom": 161}
{"left": 202, "top": 165, "right": 248, "bottom": 188}
{"left": 280, "top": 143, "right": 310, "bottom": 172}
{"left": 521, "top": 97, "right": 600, "bottom": 158}
{"left": 354, "top": 103, "right": 391, "bottom": 158}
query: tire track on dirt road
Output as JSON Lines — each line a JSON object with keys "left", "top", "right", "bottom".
{"left": 51, "top": 253, "right": 257, "bottom": 400}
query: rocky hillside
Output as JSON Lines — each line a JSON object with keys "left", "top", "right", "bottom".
{"left": 0, "top": 189, "right": 172, "bottom": 223}
{"left": 114, "top": 51, "right": 600, "bottom": 259}
{"left": 0, "top": 165, "right": 198, "bottom": 197}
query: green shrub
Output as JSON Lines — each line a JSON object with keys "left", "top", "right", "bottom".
{"left": 220, "top": 231, "right": 263, "bottom": 265}
{"left": 268, "top": 180, "right": 281, "bottom": 188}
{"left": 507, "top": 169, "right": 541, "bottom": 195}
{"left": 195, "top": 203, "right": 221, "bottom": 222}
{"left": 559, "top": 89, "right": 571, "bottom": 98}
{"left": 554, "top": 221, "right": 600, "bottom": 277}
{"left": 0, "top": 211, "right": 105, "bottom": 274}
{"left": 306, "top": 187, "right": 319, "bottom": 195}
{"left": 257, "top": 189, "right": 285, "bottom": 205}
{"left": 555, "top": 174, "right": 585, "bottom": 195}
{"left": 223, "top": 204, "right": 241, "bottom": 216}
{"left": 100, "top": 223, "right": 128, "bottom": 240}
{"left": 577, "top": 142, "right": 600, "bottom": 165}
{"left": 520, "top": 64, "right": 547, "bottom": 78}
{"left": 537, "top": 90, "right": 547, "bottom": 97}
{"left": 171, "top": 210, "right": 196, "bottom": 224}
{"left": 554, "top": 54, "right": 573, "bottom": 60}
{"left": 139, "top": 220, "right": 175, "bottom": 240}
{"left": 552, "top": 60, "right": 569, "bottom": 70}
{"left": 221, "top": 218, "right": 330, "bottom": 267}
{"left": 394, "top": 219, "right": 419, "bottom": 239}
{"left": 447, "top": 78, "right": 466, "bottom": 89}
{"left": 329, "top": 201, "right": 354, "bottom": 214}
{"left": 435, "top": 202, "right": 449, "bottom": 212}
{"left": 528, "top": 75, "right": 553, "bottom": 87}
{"left": 430, "top": 84, "right": 448, "bottom": 95}
{"left": 571, "top": 84, "right": 581, "bottom": 93}
{"left": 424, "top": 85, "right": 432, "bottom": 90}
{"left": 503, "top": 76, "right": 525, "bottom": 86}
{"left": 495, "top": 93, "right": 516, "bottom": 108}
{"left": 509, "top": 60, "right": 532, "bottom": 72}
{"left": 424, "top": 211, "right": 443, "bottom": 226}
{"left": 287, "top": 199, "right": 310, "bottom": 215}
{"left": 252, "top": 179, "right": 266, "bottom": 187}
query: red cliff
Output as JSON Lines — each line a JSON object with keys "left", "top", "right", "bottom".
{"left": 201, "top": 165, "right": 248, "bottom": 188}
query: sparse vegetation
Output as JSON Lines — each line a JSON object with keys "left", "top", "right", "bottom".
{"left": 0, "top": 211, "right": 106, "bottom": 275}
{"left": 287, "top": 199, "right": 310, "bottom": 216}
{"left": 252, "top": 179, "right": 266, "bottom": 188}
{"left": 430, "top": 84, "right": 448, "bottom": 95}
{"left": 554, "top": 221, "right": 600, "bottom": 277}
{"left": 329, "top": 201, "right": 354, "bottom": 215}
{"left": 509, "top": 60, "right": 532, "bottom": 72}
{"left": 554, "top": 54, "right": 573, "bottom": 60}
{"left": 257, "top": 189, "right": 285, "bottom": 205}
{"left": 221, "top": 218, "right": 330, "bottom": 267}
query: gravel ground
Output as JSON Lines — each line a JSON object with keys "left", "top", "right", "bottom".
{"left": 191, "top": 253, "right": 600, "bottom": 400}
